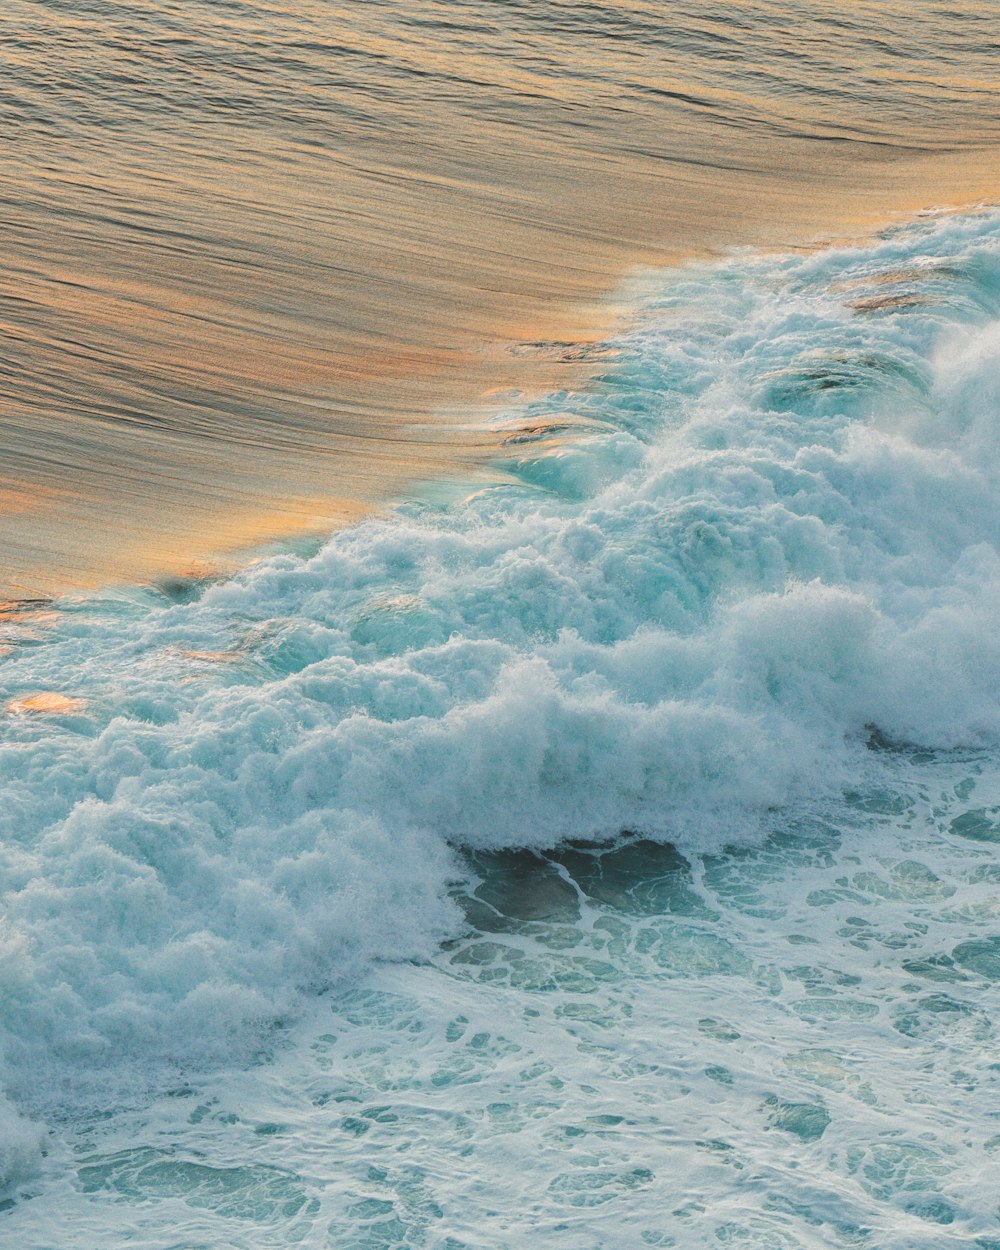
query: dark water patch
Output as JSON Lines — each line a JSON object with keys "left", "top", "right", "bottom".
{"left": 555, "top": 839, "right": 708, "bottom": 918}
{"left": 463, "top": 850, "right": 582, "bottom": 929}
{"left": 949, "top": 808, "right": 1000, "bottom": 843}
{"left": 850, "top": 292, "right": 933, "bottom": 313}
{"left": 461, "top": 838, "right": 710, "bottom": 933}
{"left": 764, "top": 1096, "right": 830, "bottom": 1142}
{"left": 952, "top": 937, "right": 1000, "bottom": 981}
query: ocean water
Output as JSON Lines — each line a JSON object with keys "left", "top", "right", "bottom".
{"left": 3, "top": 0, "right": 1000, "bottom": 593}
{"left": 3, "top": 207, "right": 1000, "bottom": 1246}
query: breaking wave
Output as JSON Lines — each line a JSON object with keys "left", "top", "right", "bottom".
{"left": 2, "top": 208, "right": 1000, "bottom": 1167}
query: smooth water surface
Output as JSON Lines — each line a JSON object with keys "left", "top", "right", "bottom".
{"left": 3, "top": 0, "right": 1000, "bottom": 592}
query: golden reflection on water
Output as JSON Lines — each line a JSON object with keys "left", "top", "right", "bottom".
{"left": 6, "top": 692, "right": 86, "bottom": 716}
{"left": 1, "top": 0, "right": 999, "bottom": 595}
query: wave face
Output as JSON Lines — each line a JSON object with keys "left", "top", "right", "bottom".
{"left": 4, "top": 0, "right": 1000, "bottom": 594}
{"left": 3, "top": 210, "right": 1000, "bottom": 1241}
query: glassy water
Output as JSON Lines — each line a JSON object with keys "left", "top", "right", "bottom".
{"left": 2, "top": 206, "right": 1000, "bottom": 1245}
{"left": 2, "top": 0, "right": 999, "bottom": 592}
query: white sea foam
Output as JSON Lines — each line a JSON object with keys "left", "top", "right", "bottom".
{"left": 2, "top": 208, "right": 1000, "bottom": 1166}
{"left": 0, "top": 1092, "right": 44, "bottom": 1196}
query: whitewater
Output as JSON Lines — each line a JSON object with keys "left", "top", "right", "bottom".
{"left": 3, "top": 208, "right": 1000, "bottom": 1247}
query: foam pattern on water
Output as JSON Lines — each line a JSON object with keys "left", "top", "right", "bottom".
{"left": 2, "top": 210, "right": 1000, "bottom": 1236}
{"left": 8, "top": 759, "right": 1000, "bottom": 1247}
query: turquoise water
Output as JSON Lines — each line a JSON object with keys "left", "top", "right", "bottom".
{"left": 4, "top": 209, "right": 1000, "bottom": 1245}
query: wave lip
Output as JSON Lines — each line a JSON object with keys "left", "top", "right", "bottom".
{"left": 2, "top": 208, "right": 1000, "bottom": 1132}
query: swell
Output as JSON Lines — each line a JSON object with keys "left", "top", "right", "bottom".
{"left": 1, "top": 210, "right": 1000, "bottom": 1160}
{"left": 3, "top": 0, "right": 1000, "bottom": 593}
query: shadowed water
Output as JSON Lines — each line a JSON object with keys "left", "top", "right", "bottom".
{"left": 3, "top": 0, "right": 1000, "bottom": 592}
